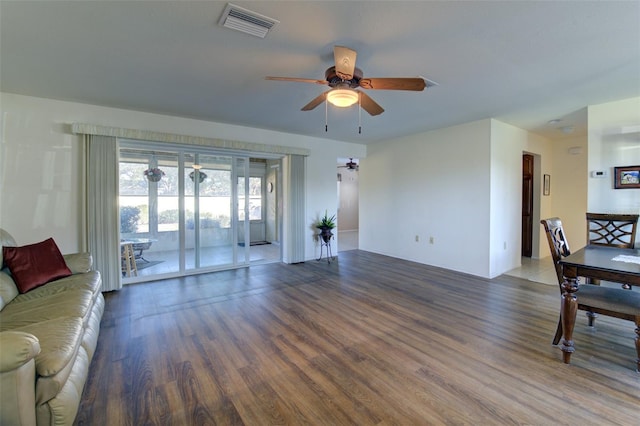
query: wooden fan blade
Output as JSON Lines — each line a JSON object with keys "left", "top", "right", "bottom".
{"left": 359, "top": 77, "right": 426, "bottom": 91}
{"left": 358, "top": 91, "right": 384, "bottom": 116}
{"left": 301, "top": 92, "right": 327, "bottom": 111}
{"left": 266, "top": 76, "right": 327, "bottom": 85}
{"left": 334, "top": 46, "right": 357, "bottom": 80}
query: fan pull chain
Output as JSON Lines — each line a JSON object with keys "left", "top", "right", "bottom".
{"left": 358, "top": 93, "right": 362, "bottom": 134}
{"left": 325, "top": 98, "right": 328, "bottom": 132}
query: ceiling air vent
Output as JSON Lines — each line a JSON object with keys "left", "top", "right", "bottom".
{"left": 218, "top": 3, "right": 279, "bottom": 38}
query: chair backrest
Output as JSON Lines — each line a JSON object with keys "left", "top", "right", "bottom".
{"left": 586, "top": 213, "right": 638, "bottom": 249}
{"left": 540, "top": 217, "right": 571, "bottom": 286}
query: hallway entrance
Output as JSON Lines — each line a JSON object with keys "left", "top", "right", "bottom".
{"left": 337, "top": 158, "right": 359, "bottom": 252}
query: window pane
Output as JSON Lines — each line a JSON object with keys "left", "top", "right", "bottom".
{"left": 187, "top": 156, "right": 234, "bottom": 269}
{"left": 119, "top": 162, "right": 149, "bottom": 234}
{"left": 249, "top": 177, "right": 262, "bottom": 220}
{"left": 238, "top": 177, "right": 262, "bottom": 221}
{"left": 157, "top": 166, "right": 178, "bottom": 232}
{"left": 120, "top": 162, "right": 148, "bottom": 196}
{"left": 157, "top": 165, "right": 178, "bottom": 196}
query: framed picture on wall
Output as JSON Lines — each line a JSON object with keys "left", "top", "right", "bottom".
{"left": 543, "top": 174, "right": 551, "bottom": 196}
{"left": 614, "top": 165, "right": 640, "bottom": 189}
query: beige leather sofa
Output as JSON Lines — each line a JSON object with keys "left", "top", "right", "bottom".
{"left": 0, "top": 229, "right": 104, "bottom": 425}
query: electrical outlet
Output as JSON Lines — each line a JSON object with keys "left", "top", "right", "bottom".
{"left": 429, "top": 236, "right": 434, "bottom": 244}
{"left": 415, "top": 235, "right": 419, "bottom": 242}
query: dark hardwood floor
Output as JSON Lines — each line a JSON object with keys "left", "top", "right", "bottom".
{"left": 75, "top": 250, "right": 639, "bottom": 425}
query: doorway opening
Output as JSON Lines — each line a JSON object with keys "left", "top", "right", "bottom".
{"left": 521, "top": 152, "right": 542, "bottom": 260}
{"left": 337, "top": 157, "right": 359, "bottom": 251}
{"left": 522, "top": 154, "right": 534, "bottom": 257}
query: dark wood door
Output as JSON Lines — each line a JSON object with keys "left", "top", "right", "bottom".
{"left": 522, "top": 154, "right": 533, "bottom": 257}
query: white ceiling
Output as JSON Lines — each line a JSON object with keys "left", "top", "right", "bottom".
{"left": 1, "top": 1, "right": 639, "bottom": 144}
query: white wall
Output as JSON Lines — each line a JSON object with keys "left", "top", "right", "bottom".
{"left": 360, "top": 120, "right": 493, "bottom": 277}
{"left": 359, "top": 118, "right": 554, "bottom": 279}
{"left": 0, "top": 92, "right": 366, "bottom": 260}
{"left": 489, "top": 120, "right": 552, "bottom": 275}
{"left": 550, "top": 134, "right": 589, "bottom": 251}
{"left": 587, "top": 97, "right": 640, "bottom": 246}
{"left": 490, "top": 121, "right": 524, "bottom": 277}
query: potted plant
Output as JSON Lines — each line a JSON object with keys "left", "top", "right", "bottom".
{"left": 316, "top": 210, "right": 336, "bottom": 243}
{"left": 189, "top": 170, "right": 207, "bottom": 183}
{"left": 144, "top": 167, "right": 165, "bottom": 182}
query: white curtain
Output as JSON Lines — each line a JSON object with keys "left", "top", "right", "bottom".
{"left": 284, "top": 154, "right": 306, "bottom": 263}
{"left": 83, "top": 135, "right": 121, "bottom": 292}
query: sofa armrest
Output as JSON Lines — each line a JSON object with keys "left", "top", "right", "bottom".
{"left": 0, "top": 331, "right": 41, "bottom": 373}
{"left": 0, "top": 331, "right": 40, "bottom": 426}
{"left": 63, "top": 253, "right": 93, "bottom": 274}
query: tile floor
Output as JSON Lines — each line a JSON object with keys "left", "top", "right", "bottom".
{"left": 337, "top": 230, "right": 358, "bottom": 252}
{"left": 504, "top": 256, "right": 558, "bottom": 286}
{"left": 505, "top": 253, "right": 640, "bottom": 292}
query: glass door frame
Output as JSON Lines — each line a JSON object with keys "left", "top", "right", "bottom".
{"left": 119, "top": 140, "right": 281, "bottom": 283}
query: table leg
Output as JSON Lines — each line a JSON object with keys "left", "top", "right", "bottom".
{"left": 121, "top": 243, "right": 138, "bottom": 277}
{"left": 634, "top": 323, "right": 639, "bottom": 372}
{"left": 560, "top": 277, "right": 579, "bottom": 363}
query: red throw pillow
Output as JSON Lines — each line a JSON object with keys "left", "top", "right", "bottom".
{"left": 2, "top": 238, "right": 72, "bottom": 293}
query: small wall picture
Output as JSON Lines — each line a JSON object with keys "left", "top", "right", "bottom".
{"left": 543, "top": 174, "right": 550, "bottom": 196}
{"left": 614, "top": 165, "right": 640, "bottom": 189}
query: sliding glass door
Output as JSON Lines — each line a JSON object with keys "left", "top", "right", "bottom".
{"left": 118, "top": 143, "right": 275, "bottom": 282}
{"left": 184, "top": 154, "right": 243, "bottom": 270}
{"left": 119, "top": 150, "right": 181, "bottom": 277}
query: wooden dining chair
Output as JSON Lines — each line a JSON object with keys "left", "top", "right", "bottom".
{"left": 541, "top": 217, "right": 640, "bottom": 371}
{"left": 586, "top": 213, "right": 639, "bottom": 289}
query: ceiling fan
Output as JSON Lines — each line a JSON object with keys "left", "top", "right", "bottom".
{"left": 266, "top": 46, "right": 432, "bottom": 116}
{"left": 338, "top": 158, "right": 359, "bottom": 171}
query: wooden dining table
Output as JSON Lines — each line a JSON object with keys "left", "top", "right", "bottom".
{"left": 558, "top": 245, "right": 640, "bottom": 364}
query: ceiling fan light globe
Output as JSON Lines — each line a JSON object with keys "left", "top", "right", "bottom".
{"left": 326, "top": 89, "right": 359, "bottom": 108}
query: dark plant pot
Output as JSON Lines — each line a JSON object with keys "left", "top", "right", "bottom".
{"left": 147, "top": 175, "right": 161, "bottom": 182}
{"left": 189, "top": 171, "right": 207, "bottom": 183}
{"left": 318, "top": 226, "right": 333, "bottom": 243}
